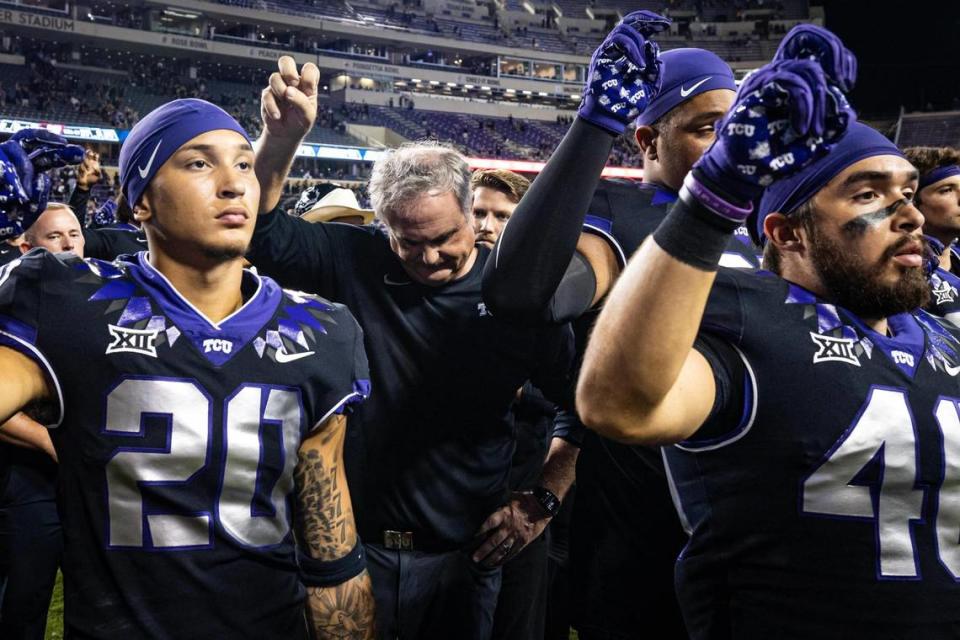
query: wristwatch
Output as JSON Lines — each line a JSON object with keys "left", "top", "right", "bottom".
{"left": 531, "top": 486, "right": 561, "bottom": 519}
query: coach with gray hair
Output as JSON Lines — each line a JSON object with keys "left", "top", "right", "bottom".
{"left": 246, "top": 57, "right": 581, "bottom": 639}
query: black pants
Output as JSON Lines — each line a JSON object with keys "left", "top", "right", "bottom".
{"left": 491, "top": 534, "right": 548, "bottom": 640}
{"left": 365, "top": 542, "right": 502, "bottom": 640}
{"left": 0, "top": 497, "right": 62, "bottom": 640}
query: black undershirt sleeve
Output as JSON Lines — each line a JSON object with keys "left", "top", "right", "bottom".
{"left": 68, "top": 187, "right": 91, "bottom": 226}
{"left": 245, "top": 207, "right": 339, "bottom": 298}
{"left": 688, "top": 332, "right": 749, "bottom": 444}
{"left": 82, "top": 228, "right": 146, "bottom": 261}
{"left": 481, "top": 118, "right": 615, "bottom": 324}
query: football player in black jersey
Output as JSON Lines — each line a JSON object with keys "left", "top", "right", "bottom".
{"left": 0, "top": 95, "right": 376, "bottom": 638}
{"left": 250, "top": 56, "right": 580, "bottom": 639}
{"left": 901, "top": 146, "right": 960, "bottom": 324}
{"left": 476, "top": 14, "right": 754, "bottom": 638}
{"left": 579, "top": 26, "right": 960, "bottom": 639}
{"left": 0, "top": 201, "right": 83, "bottom": 640}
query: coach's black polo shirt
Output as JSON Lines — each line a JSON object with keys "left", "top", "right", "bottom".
{"left": 247, "top": 209, "right": 575, "bottom": 550}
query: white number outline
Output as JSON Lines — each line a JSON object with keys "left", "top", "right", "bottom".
{"left": 103, "top": 376, "right": 305, "bottom": 550}
{"left": 801, "top": 385, "right": 960, "bottom": 581}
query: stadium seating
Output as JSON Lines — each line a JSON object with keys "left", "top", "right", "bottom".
{"left": 896, "top": 112, "right": 960, "bottom": 148}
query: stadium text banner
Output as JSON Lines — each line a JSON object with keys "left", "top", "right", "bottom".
{"left": 0, "top": 119, "right": 120, "bottom": 143}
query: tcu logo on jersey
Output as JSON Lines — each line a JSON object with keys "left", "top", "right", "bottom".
{"left": 106, "top": 325, "right": 160, "bottom": 358}
{"left": 810, "top": 332, "right": 861, "bottom": 367}
{"left": 891, "top": 351, "right": 915, "bottom": 368}
{"left": 203, "top": 338, "right": 233, "bottom": 354}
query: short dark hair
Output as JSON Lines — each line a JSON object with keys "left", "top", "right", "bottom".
{"left": 762, "top": 199, "right": 816, "bottom": 275}
{"left": 901, "top": 146, "right": 960, "bottom": 177}
{"left": 470, "top": 169, "right": 530, "bottom": 204}
{"left": 901, "top": 146, "right": 960, "bottom": 203}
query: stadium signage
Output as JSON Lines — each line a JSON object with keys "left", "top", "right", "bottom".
{"left": 160, "top": 35, "right": 209, "bottom": 50}
{"left": 0, "top": 10, "right": 74, "bottom": 32}
{"left": 0, "top": 119, "right": 120, "bottom": 142}
{"left": 344, "top": 61, "right": 401, "bottom": 75}
{"left": 249, "top": 48, "right": 283, "bottom": 60}
{"left": 465, "top": 76, "right": 500, "bottom": 87}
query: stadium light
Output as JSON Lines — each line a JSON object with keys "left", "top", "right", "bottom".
{"left": 464, "top": 84, "right": 475, "bottom": 89}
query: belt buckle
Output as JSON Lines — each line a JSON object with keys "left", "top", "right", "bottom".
{"left": 384, "top": 530, "right": 414, "bottom": 550}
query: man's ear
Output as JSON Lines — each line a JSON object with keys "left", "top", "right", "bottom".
{"left": 764, "top": 212, "right": 806, "bottom": 255}
{"left": 133, "top": 192, "right": 153, "bottom": 224}
{"left": 635, "top": 125, "right": 658, "bottom": 162}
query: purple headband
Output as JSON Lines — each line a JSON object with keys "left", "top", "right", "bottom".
{"left": 636, "top": 48, "right": 737, "bottom": 126}
{"left": 755, "top": 122, "right": 904, "bottom": 241}
{"left": 919, "top": 165, "right": 960, "bottom": 191}
{"left": 119, "top": 98, "right": 250, "bottom": 207}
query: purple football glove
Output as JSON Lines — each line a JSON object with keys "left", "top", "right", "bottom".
{"left": 93, "top": 198, "right": 119, "bottom": 228}
{"left": 773, "top": 24, "right": 857, "bottom": 94}
{"left": 578, "top": 10, "right": 671, "bottom": 136}
{"left": 690, "top": 59, "right": 855, "bottom": 215}
{"left": 0, "top": 129, "right": 84, "bottom": 238}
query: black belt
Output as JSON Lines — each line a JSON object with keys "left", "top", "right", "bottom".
{"left": 379, "top": 529, "right": 461, "bottom": 554}
{"left": 383, "top": 530, "right": 414, "bottom": 551}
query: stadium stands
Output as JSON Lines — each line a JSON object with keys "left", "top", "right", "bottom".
{"left": 896, "top": 112, "right": 960, "bottom": 148}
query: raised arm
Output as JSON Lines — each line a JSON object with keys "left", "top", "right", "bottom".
{"left": 578, "top": 55, "right": 856, "bottom": 445}
{"left": 481, "top": 11, "right": 669, "bottom": 323}
{"left": 254, "top": 56, "right": 319, "bottom": 215}
{"left": 294, "top": 414, "right": 375, "bottom": 640}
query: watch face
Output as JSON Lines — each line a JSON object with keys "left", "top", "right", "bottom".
{"left": 535, "top": 487, "right": 561, "bottom": 517}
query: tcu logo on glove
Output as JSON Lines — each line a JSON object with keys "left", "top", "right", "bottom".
{"left": 726, "top": 123, "right": 756, "bottom": 137}
{"left": 693, "top": 57, "right": 856, "bottom": 201}
{"left": 0, "top": 128, "right": 84, "bottom": 238}
{"left": 577, "top": 10, "right": 671, "bottom": 136}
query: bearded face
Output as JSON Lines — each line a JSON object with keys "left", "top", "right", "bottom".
{"left": 804, "top": 211, "right": 930, "bottom": 319}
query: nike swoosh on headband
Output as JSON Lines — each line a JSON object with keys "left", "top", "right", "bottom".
{"left": 679, "top": 76, "right": 713, "bottom": 98}
{"left": 137, "top": 140, "right": 163, "bottom": 179}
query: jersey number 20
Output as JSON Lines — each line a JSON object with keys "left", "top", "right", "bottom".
{"left": 104, "top": 378, "right": 303, "bottom": 550}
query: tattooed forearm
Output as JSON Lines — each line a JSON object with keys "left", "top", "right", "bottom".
{"left": 305, "top": 571, "right": 376, "bottom": 640}
{"left": 295, "top": 415, "right": 355, "bottom": 559}
{"left": 296, "top": 415, "right": 376, "bottom": 639}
